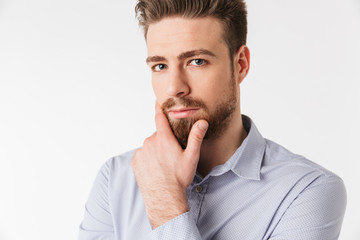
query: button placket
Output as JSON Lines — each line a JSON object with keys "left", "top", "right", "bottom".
{"left": 191, "top": 183, "right": 208, "bottom": 223}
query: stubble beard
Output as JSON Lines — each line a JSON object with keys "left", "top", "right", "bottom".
{"left": 161, "top": 76, "right": 237, "bottom": 149}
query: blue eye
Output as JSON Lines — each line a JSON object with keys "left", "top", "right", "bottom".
{"left": 154, "top": 64, "right": 167, "bottom": 72}
{"left": 190, "top": 59, "right": 205, "bottom": 66}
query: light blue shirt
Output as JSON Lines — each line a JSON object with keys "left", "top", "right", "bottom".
{"left": 79, "top": 116, "right": 346, "bottom": 240}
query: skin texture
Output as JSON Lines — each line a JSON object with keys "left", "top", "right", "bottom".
{"left": 160, "top": 73, "right": 237, "bottom": 149}
{"left": 131, "top": 16, "right": 250, "bottom": 229}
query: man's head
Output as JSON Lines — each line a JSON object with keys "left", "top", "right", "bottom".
{"left": 135, "top": 0, "right": 250, "bottom": 148}
{"left": 135, "top": 0, "right": 247, "bottom": 59}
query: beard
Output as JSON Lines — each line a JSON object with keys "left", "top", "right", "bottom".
{"left": 161, "top": 76, "right": 237, "bottom": 149}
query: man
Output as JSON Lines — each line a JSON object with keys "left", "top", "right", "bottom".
{"left": 79, "top": 0, "right": 346, "bottom": 239}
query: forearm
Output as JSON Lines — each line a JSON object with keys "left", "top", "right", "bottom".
{"left": 142, "top": 186, "right": 189, "bottom": 229}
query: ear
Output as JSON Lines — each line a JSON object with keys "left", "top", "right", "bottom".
{"left": 233, "top": 45, "right": 250, "bottom": 84}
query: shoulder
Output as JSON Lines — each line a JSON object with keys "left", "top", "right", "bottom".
{"left": 106, "top": 148, "right": 138, "bottom": 169}
{"left": 263, "top": 138, "right": 342, "bottom": 180}
{"left": 262, "top": 138, "right": 346, "bottom": 209}
{"left": 92, "top": 148, "right": 139, "bottom": 188}
{"left": 261, "top": 140, "right": 346, "bottom": 238}
{"left": 91, "top": 148, "right": 142, "bottom": 203}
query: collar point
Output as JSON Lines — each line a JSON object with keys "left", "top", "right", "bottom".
{"left": 231, "top": 169, "right": 261, "bottom": 181}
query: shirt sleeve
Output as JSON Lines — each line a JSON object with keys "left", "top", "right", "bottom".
{"left": 79, "top": 162, "right": 115, "bottom": 240}
{"left": 269, "top": 175, "right": 347, "bottom": 240}
{"left": 149, "top": 211, "right": 203, "bottom": 240}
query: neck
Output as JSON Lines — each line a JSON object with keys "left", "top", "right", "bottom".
{"left": 197, "top": 108, "right": 247, "bottom": 177}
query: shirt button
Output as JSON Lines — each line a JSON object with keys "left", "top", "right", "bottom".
{"left": 195, "top": 185, "right": 203, "bottom": 193}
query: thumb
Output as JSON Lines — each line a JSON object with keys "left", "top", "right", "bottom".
{"left": 185, "top": 120, "right": 208, "bottom": 159}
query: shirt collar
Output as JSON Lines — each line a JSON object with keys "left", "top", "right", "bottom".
{"left": 207, "top": 115, "right": 265, "bottom": 181}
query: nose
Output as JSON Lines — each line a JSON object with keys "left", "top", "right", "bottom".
{"left": 166, "top": 67, "right": 190, "bottom": 98}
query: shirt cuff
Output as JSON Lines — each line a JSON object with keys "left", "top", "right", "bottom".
{"left": 149, "top": 212, "right": 202, "bottom": 240}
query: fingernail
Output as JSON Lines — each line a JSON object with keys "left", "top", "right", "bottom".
{"left": 198, "top": 121, "right": 208, "bottom": 131}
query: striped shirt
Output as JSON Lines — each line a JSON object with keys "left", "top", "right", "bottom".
{"left": 79, "top": 115, "right": 346, "bottom": 240}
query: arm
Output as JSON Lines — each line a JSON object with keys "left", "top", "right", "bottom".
{"left": 131, "top": 103, "right": 208, "bottom": 238}
{"left": 79, "top": 162, "right": 115, "bottom": 240}
{"left": 269, "top": 175, "right": 347, "bottom": 240}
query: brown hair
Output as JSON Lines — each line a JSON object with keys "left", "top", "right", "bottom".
{"left": 135, "top": 0, "right": 248, "bottom": 57}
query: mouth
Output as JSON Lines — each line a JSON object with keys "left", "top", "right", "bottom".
{"left": 167, "top": 108, "right": 200, "bottom": 119}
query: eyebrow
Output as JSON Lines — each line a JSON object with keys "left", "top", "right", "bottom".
{"left": 146, "top": 49, "right": 216, "bottom": 64}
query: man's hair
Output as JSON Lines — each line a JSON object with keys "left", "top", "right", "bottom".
{"left": 135, "top": 0, "right": 247, "bottom": 58}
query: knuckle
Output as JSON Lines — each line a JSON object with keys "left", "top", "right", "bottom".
{"left": 131, "top": 152, "right": 138, "bottom": 167}
{"left": 143, "top": 137, "right": 151, "bottom": 146}
{"left": 154, "top": 131, "right": 163, "bottom": 139}
{"left": 142, "top": 134, "right": 157, "bottom": 149}
{"left": 155, "top": 112, "right": 162, "bottom": 122}
{"left": 133, "top": 149, "right": 141, "bottom": 158}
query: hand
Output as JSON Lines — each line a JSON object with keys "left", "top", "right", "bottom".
{"left": 131, "top": 102, "right": 208, "bottom": 229}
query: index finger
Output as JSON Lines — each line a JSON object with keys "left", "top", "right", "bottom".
{"left": 154, "top": 102, "right": 174, "bottom": 137}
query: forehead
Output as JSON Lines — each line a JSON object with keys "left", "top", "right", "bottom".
{"left": 146, "top": 16, "right": 227, "bottom": 57}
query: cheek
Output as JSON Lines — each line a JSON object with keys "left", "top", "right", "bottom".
{"left": 192, "top": 73, "right": 226, "bottom": 98}
{"left": 152, "top": 79, "right": 167, "bottom": 103}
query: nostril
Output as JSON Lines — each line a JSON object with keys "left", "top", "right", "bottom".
{"left": 166, "top": 75, "right": 190, "bottom": 97}
{"left": 176, "top": 91, "right": 185, "bottom": 97}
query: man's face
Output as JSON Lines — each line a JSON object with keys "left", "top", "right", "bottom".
{"left": 146, "top": 17, "right": 238, "bottom": 148}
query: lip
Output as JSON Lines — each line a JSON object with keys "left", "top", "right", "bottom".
{"left": 168, "top": 108, "right": 199, "bottom": 119}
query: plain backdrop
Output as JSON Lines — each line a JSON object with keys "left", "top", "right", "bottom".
{"left": 0, "top": 0, "right": 359, "bottom": 239}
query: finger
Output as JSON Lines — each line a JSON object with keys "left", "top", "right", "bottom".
{"left": 185, "top": 120, "right": 208, "bottom": 159}
{"left": 154, "top": 102, "right": 175, "bottom": 138}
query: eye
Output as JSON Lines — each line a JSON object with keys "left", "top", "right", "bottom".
{"left": 189, "top": 59, "right": 206, "bottom": 66}
{"left": 153, "top": 64, "right": 167, "bottom": 72}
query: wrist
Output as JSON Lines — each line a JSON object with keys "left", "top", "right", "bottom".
{"left": 145, "top": 192, "right": 189, "bottom": 229}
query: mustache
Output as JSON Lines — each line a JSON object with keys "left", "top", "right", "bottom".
{"left": 161, "top": 97, "right": 207, "bottom": 112}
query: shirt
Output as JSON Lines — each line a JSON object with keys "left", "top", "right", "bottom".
{"left": 79, "top": 115, "right": 346, "bottom": 240}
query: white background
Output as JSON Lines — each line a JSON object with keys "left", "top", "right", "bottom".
{"left": 0, "top": 0, "right": 359, "bottom": 239}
